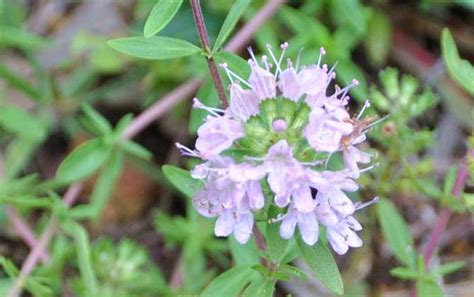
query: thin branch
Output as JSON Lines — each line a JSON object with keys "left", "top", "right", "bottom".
{"left": 5, "top": 207, "right": 50, "bottom": 263}
{"left": 7, "top": 184, "right": 82, "bottom": 297}
{"left": 190, "top": 0, "right": 228, "bottom": 107}
{"left": 422, "top": 154, "right": 470, "bottom": 265}
{"left": 7, "top": 1, "right": 285, "bottom": 295}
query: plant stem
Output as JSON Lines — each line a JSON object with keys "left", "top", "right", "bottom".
{"left": 190, "top": 0, "right": 228, "bottom": 108}
{"left": 422, "top": 155, "right": 470, "bottom": 266}
{"left": 409, "top": 149, "right": 471, "bottom": 297}
{"left": 7, "top": 1, "right": 285, "bottom": 295}
{"left": 7, "top": 184, "right": 82, "bottom": 297}
{"left": 5, "top": 207, "right": 50, "bottom": 263}
{"left": 253, "top": 225, "right": 270, "bottom": 268}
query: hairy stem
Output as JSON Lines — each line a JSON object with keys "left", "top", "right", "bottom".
{"left": 7, "top": 1, "right": 285, "bottom": 295}
{"left": 190, "top": 0, "right": 228, "bottom": 107}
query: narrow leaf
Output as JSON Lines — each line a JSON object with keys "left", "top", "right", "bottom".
{"left": 297, "top": 237, "right": 344, "bottom": 295}
{"left": 201, "top": 266, "right": 254, "bottom": 297}
{"left": 266, "top": 207, "right": 290, "bottom": 263}
{"left": 121, "top": 140, "right": 152, "bottom": 160}
{"left": 161, "top": 165, "right": 202, "bottom": 198}
{"left": 228, "top": 236, "right": 260, "bottom": 266}
{"left": 107, "top": 36, "right": 201, "bottom": 60}
{"left": 67, "top": 223, "right": 98, "bottom": 296}
{"left": 144, "top": 0, "right": 183, "bottom": 38}
{"left": 441, "top": 28, "right": 474, "bottom": 95}
{"left": 213, "top": 0, "right": 250, "bottom": 51}
{"left": 434, "top": 260, "right": 465, "bottom": 276}
{"left": 0, "top": 65, "right": 42, "bottom": 101}
{"left": 416, "top": 280, "right": 444, "bottom": 297}
{"left": 376, "top": 199, "right": 416, "bottom": 267}
{"left": 390, "top": 267, "right": 418, "bottom": 280}
{"left": 364, "top": 10, "right": 392, "bottom": 66}
{"left": 0, "top": 105, "right": 46, "bottom": 140}
{"left": 242, "top": 278, "right": 275, "bottom": 297}
{"left": 81, "top": 103, "right": 112, "bottom": 136}
{"left": 56, "top": 139, "right": 110, "bottom": 183}
{"left": 89, "top": 151, "right": 124, "bottom": 220}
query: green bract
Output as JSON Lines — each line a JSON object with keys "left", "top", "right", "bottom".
{"left": 229, "top": 97, "right": 325, "bottom": 163}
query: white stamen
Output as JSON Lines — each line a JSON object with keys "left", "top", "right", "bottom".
{"left": 247, "top": 47, "right": 259, "bottom": 66}
{"left": 356, "top": 100, "right": 371, "bottom": 120}
{"left": 335, "top": 79, "right": 359, "bottom": 98}
{"left": 295, "top": 48, "right": 304, "bottom": 71}
{"left": 220, "top": 63, "right": 253, "bottom": 89}
{"left": 363, "top": 115, "right": 390, "bottom": 131}
{"left": 192, "top": 98, "right": 224, "bottom": 116}
{"left": 277, "top": 42, "right": 289, "bottom": 74}
{"left": 317, "top": 47, "right": 326, "bottom": 66}
{"left": 268, "top": 213, "right": 287, "bottom": 223}
{"left": 266, "top": 43, "right": 282, "bottom": 75}
{"left": 355, "top": 197, "right": 380, "bottom": 210}
{"left": 261, "top": 55, "right": 271, "bottom": 71}
{"left": 175, "top": 142, "right": 200, "bottom": 158}
{"left": 357, "top": 163, "right": 379, "bottom": 174}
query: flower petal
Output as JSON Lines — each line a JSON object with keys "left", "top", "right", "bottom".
{"left": 215, "top": 211, "right": 235, "bottom": 237}
{"left": 297, "top": 212, "right": 319, "bottom": 245}
{"left": 279, "top": 211, "right": 297, "bottom": 239}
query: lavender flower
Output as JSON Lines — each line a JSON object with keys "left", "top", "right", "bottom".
{"left": 177, "top": 43, "right": 380, "bottom": 253}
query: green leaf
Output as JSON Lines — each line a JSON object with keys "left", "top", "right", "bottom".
{"left": 213, "top": 0, "right": 250, "bottom": 52}
{"left": 297, "top": 237, "right": 344, "bottom": 295}
{"left": 4, "top": 138, "right": 41, "bottom": 179}
{"left": 121, "top": 140, "right": 153, "bottom": 160}
{"left": 81, "top": 103, "right": 112, "bottom": 136}
{"left": 143, "top": 0, "right": 183, "bottom": 38}
{"left": 0, "top": 195, "right": 51, "bottom": 209}
{"left": 189, "top": 78, "right": 219, "bottom": 133}
{"left": 416, "top": 279, "right": 444, "bottom": 297}
{"left": 228, "top": 236, "right": 260, "bottom": 266}
{"left": 390, "top": 267, "right": 419, "bottom": 280}
{"left": 113, "top": 113, "right": 134, "bottom": 137}
{"left": 376, "top": 199, "right": 416, "bottom": 267}
{"left": 0, "top": 65, "right": 42, "bottom": 101}
{"left": 201, "top": 266, "right": 254, "bottom": 297}
{"left": 266, "top": 206, "right": 290, "bottom": 263}
{"left": 443, "top": 165, "right": 457, "bottom": 196}
{"left": 89, "top": 151, "right": 124, "bottom": 220}
{"left": 0, "top": 105, "right": 46, "bottom": 140}
{"left": 56, "top": 139, "right": 110, "bottom": 183}
{"left": 441, "top": 28, "right": 474, "bottom": 95}
{"left": 242, "top": 277, "right": 275, "bottom": 297}
{"left": 65, "top": 222, "right": 98, "bottom": 296}
{"left": 161, "top": 165, "right": 202, "bottom": 198}
{"left": 0, "top": 26, "right": 47, "bottom": 50}
{"left": 278, "top": 264, "right": 309, "bottom": 281}
{"left": 329, "top": 0, "right": 370, "bottom": 36}
{"left": 434, "top": 260, "right": 465, "bottom": 276}
{"left": 107, "top": 36, "right": 201, "bottom": 60}
{"left": 364, "top": 10, "right": 392, "bottom": 66}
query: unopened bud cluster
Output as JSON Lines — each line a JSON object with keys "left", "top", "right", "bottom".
{"left": 177, "top": 44, "right": 379, "bottom": 255}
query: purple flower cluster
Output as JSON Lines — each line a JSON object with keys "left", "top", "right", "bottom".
{"left": 177, "top": 44, "right": 379, "bottom": 255}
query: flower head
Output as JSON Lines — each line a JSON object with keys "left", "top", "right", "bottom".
{"left": 177, "top": 43, "right": 380, "bottom": 253}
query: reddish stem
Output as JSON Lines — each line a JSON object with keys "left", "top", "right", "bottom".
{"left": 5, "top": 207, "right": 50, "bottom": 263}
{"left": 410, "top": 150, "right": 471, "bottom": 297}
{"left": 190, "top": 0, "right": 228, "bottom": 107}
